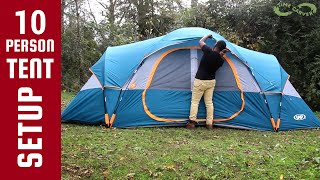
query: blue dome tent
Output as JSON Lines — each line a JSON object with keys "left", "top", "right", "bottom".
{"left": 62, "top": 27, "right": 320, "bottom": 131}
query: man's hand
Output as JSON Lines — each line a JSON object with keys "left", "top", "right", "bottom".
{"left": 219, "top": 48, "right": 230, "bottom": 57}
{"left": 199, "top": 34, "right": 213, "bottom": 48}
{"left": 221, "top": 48, "right": 229, "bottom": 53}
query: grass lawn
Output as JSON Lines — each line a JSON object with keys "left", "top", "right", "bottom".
{"left": 62, "top": 92, "right": 320, "bottom": 179}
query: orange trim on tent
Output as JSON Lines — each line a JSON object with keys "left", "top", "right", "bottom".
{"left": 142, "top": 47, "right": 245, "bottom": 123}
{"left": 210, "top": 54, "right": 245, "bottom": 122}
{"left": 89, "top": 68, "right": 104, "bottom": 90}
{"left": 105, "top": 114, "right": 110, "bottom": 126}
{"left": 270, "top": 118, "right": 276, "bottom": 131}
{"left": 130, "top": 81, "right": 136, "bottom": 89}
{"left": 142, "top": 46, "right": 198, "bottom": 122}
{"left": 143, "top": 42, "right": 193, "bottom": 60}
{"left": 270, "top": 117, "right": 281, "bottom": 131}
{"left": 109, "top": 114, "right": 116, "bottom": 127}
{"left": 276, "top": 118, "right": 281, "bottom": 131}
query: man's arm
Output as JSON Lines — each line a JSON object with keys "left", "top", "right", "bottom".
{"left": 199, "top": 34, "right": 212, "bottom": 48}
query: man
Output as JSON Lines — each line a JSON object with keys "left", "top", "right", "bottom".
{"left": 187, "top": 34, "right": 227, "bottom": 129}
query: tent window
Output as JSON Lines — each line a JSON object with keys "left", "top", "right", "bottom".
{"left": 149, "top": 50, "right": 191, "bottom": 90}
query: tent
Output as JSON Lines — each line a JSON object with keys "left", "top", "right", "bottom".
{"left": 62, "top": 27, "right": 320, "bottom": 131}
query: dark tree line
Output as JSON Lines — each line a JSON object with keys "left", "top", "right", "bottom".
{"left": 62, "top": 0, "right": 320, "bottom": 110}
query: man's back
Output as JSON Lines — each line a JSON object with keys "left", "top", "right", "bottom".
{"left": 195, "top": 45, "right": 224, "bottom": 80}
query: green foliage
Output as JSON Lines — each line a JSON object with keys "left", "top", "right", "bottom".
{"left": 62, "top": 0, "right": 101, "bottom": 90}
{"left": 61, "top": 90, "right": 76, "bottom": 110}
{"left": 62, "top": 24, "right": 101, "bottom": 90}
{"left": 243, "top": 0, "right": 320, "bottom": 110}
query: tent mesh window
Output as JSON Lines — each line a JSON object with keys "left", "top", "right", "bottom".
{"left": 150, "top": 50, "right": 191, "bottom": 90}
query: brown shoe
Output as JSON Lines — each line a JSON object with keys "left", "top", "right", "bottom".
{"left": 206, "top": 124, "right": 213, "bottom": 129}
{"left": 186, "top": 120, "right": 196, "bottom": 129}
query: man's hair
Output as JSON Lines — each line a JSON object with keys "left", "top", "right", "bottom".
{"left": 215, "top": 40, "right": 227, "bottom": 51}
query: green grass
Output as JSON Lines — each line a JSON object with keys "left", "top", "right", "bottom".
{"left": 62, "top": 92, "right": 320, "bottom": 179}
{"left": 61, "top": 90, "right": 76, "bottom": 110}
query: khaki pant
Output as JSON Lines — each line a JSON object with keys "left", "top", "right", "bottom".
{"left": 189, "top": 78, "right": 216, "bottom": 125}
